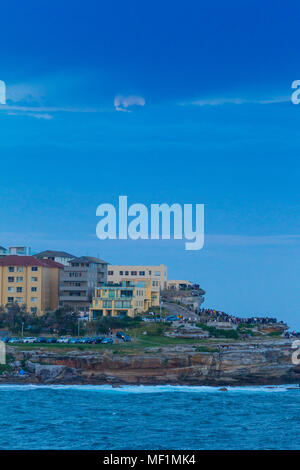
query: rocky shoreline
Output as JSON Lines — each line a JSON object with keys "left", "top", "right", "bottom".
{"left": 1, "top": 339, "right": 300, "bottom": 387}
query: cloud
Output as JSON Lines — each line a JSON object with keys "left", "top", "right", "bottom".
{"left": 0, "top": 103, "right": 107, "bottom": 120}
{"left": 0, "top": 78, "right": 109, "bottom": 119}
{"left": 6, "top": 111, "right": 53, "bottom": 120}
{"left": 180, "top": 96, "right": 289, "bottom": 107}
{"left": 114, "top": 95, "right": 145, "bottom": 112}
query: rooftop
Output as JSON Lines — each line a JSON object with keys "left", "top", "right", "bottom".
{"left": 70, "top": 256, "right": 108, "bottom": 264}
{"left": 35, "top": 250, "right": 75, "bottom": 258}
{"left": 0, "top": 255, "right": 64, "bottom": 268}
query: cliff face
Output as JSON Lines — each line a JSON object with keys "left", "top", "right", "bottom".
{"left": 4, "top": 339, "right": 300, "bottom": 386}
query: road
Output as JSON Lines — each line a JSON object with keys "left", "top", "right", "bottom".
{"left": 162, "top": 301, "right": 199, "bottom": 322}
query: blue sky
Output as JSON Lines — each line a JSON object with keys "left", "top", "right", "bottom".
{"left": 0, "top": 1, "right": 300, "bottom": 327}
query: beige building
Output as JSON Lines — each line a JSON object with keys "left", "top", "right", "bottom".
{"left": 107, "top": 264, "right": 167, "bottom": 307}
{"left": 90, "top": 279, "right": 156, "bottom": 320}
{"left": 0, "top": 255, "right": 63, "bottom": 316}
{"left": 108, "top": 264, "right": 167, "bottom": 288}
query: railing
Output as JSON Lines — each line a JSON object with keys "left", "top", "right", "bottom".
{"left": 60, "top": 295, "right": 89, "bottom": 302}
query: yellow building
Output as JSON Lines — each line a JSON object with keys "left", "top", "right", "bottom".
{"left": 107, "top": 264, "right": 167, "bottom": 306}
{"left": 89, "top": 279, "right": 157, "bottom": 320}
{"left": 0, "top": 255, "right": 63, "bottom": 316}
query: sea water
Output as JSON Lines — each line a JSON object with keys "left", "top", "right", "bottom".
{"left": 0, "top": 384, "right": 300, "bottom": 449}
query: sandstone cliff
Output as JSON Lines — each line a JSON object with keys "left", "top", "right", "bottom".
{"left": 2, "top": 339, "right": 300, "bottom": 386}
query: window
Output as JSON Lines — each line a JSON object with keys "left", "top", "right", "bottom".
{"left": 7, "top": 287, "right": 14, "bottom": 292}
{"left": 131, "top": 271, "right": 137, "bottom": 276}
{"left": 108, "top": 290, "right": 115, "bottom": 298}
{"left": 8, "top": 277, "right": 14, "bottom": 283}
{"left": 125, "top": 271, "right": 129, "bottom": 276}
{"left": 31, "top": 277, "right": 38, "bottom": 282}
{"left": 31, "top": 287, "right": 37, "bottom": 292}
{"left": 69, "top": 272, "right": 81, "bottom": 277}
{"left": 7, "top": 297, "right": 14, "bottom": 302}
{"left": 139, "top": 271, "right": 145, "bottom": 276}
{"left": 16, "top": 287, "right": 22, "bottom": 293}
{"left": 17, "top": 266, "right": 23, "bottom": 272}
{"left": 16, "top": 297, "right": 23, "bottom": 303}
{"left": 31, "top": 266, "right": 38, "bottom": 271}
{"left": 115, "top": 300, "right": 131, "bottom": 308}
{"left": 31, "top": 297, "right": 38, "bottom": 302}
{"left": 108, "top": 270, "right": 114, "bottom": 275}
{"left": 31, "top": 307, "right": 37, "bottom": 314}
{"left": 16, "top": 277, "right": 23, "bottom": 282}
{"left": 155, "top": 271, "right": 160, "bottom": 276}
{"left": 8, "top": 266, "right": 14, "bottom": 272}
{"left": 119, "top": 271, "right": 123, "bottom": 275}
{"left": 148, "top": 271, "right": 152, "bottom": 275}
{"left": 103, "top": 300, "right": 112, "bottom": 308}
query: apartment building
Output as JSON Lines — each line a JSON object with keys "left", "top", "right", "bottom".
{"left": 34, "top": 250, "right": 75, "bottom": 266}
{"left": 59, "top": 256, "right": 108, "bottom": 312}
{"left": 0, "top": 246, "right": 31, "bottom": 257}
{"left": 107, "top": 264, "right": 167, "bottom": 306}
{"left": 89, "top": 280, "right": 153, "bottom": 320}
{"left": 0, "top": 255, "right": 63, "bottom": 315}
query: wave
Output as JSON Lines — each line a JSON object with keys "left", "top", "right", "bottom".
{"left": 0, "top": 383, "right": 298, "bottom": 393}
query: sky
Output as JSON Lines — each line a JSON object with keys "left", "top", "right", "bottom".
{"left": 0, "top": 0, "right": 299, "bottom": 328}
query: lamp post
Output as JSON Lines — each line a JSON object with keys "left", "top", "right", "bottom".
{"left": 21, "top": 322, "right": 24, "bottom": 338}
{"left": 78, "top": 318, "right": 80, "bottom": 337}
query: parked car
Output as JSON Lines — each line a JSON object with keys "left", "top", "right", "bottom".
{"left": 116, "top": 331, "right": 126, "bottom": 339}
{"left": 46, "top": 338, "right": 57, "bottom": 343}
{"left": 22, "top": 337, "right": 37, "bottom": 344}
{"left": 116, "top": 332, "right": 132, "bottom": 342}
{"left": 91, "top": 337, "right": 104, "bottom": 344}
{"left": 122, "top": 334, "right": 131, "bottom": 342}
{"left": 8, "top": 337, "right": 22, "bottom": 344}
{"left": 35, "top": 337, "right": 47, "bottom": 343}
{"left": 68, "top": 338, "right": 81, "bottom": 344}
{"left": 79, "top": 337, "right": 94, "bottom": 344}
{"left": 57, "top": 337, "right": 70, "bottom": 343}
{"left": 166, "top": 315, "right": 179, "bottom": 322}
{"left": 0, "top": 337, "right": 10, "bottom": 343}
{"left": 101, "top": 338, "right": 114, "bottom": 344}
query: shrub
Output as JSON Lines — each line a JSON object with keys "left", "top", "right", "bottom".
{"left": 196, "top": 323, "right": 239, "bottom": 339}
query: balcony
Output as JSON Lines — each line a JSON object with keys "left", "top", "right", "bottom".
{"left": 60, "top": 295, "right": 89, "bottom": 302}
{"left": 59, "top": 284, "right": 87, "bottom": 291}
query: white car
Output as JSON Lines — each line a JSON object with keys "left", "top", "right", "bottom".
{"left": 22, "top": 337, "right": 37, "bottom": 344}
{"left": 57, "top": 337, "right": 70, "bottom": 343}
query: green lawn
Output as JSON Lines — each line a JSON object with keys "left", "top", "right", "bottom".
{"left": 9, "top": 321, "right": 275, "bottom": 355}
{"left": 11, "top": 323, "right": 207, "bottom": 354}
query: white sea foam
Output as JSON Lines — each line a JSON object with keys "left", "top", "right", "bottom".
{"left": 0, "top": 383, "right": 297, "bottom": 393}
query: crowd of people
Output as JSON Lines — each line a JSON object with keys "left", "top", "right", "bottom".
{"left": 198, "top": 308, "right": 285, "bottom": 326}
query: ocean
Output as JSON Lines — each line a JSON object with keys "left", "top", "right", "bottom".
{"left": 0, "top": 384, "right": 300, "bottom": 450}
